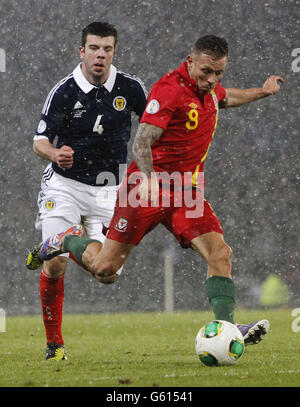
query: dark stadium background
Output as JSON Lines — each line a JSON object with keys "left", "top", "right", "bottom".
{"left": 0, "top": 0, "right": 299, "bottom": 314}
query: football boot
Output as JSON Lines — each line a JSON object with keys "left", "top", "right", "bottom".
{"left": 236, "top": 319, "right": 270, "bottom": 346}
{"left": 46, "top": 342, "right": 67, "bottom": 361}
{"left": 26, "top": 242, "right": 43, "bottom": 270}
{"left": 40, "top": 225, "right": 84, "bottom": 261}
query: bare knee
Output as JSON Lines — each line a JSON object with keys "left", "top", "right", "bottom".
{"left": 208, "top": 243, "right": 232, "bottom": 265}
{"left": 43, "top": 256, "right": 68, "bottom": 278}
{"left": 90, "top": 239, "right": 133, "bottom": 283}
{"left": 91, "top": 260, "right": 120, "bottom": 278}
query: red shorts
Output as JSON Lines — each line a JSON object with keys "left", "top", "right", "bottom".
{"left": 107, "top": 179, "right": 223, "bottom": 248}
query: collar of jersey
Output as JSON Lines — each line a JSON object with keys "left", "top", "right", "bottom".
{"left": 73, "top": 63, "right": 117, "bottom": 93}
{"left": 178, "top": 62, "right": 198, "bottom": 94}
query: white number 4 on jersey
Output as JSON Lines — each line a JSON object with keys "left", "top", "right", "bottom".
{"left": 93, "top": 115, "right": 104, "bottom": 134}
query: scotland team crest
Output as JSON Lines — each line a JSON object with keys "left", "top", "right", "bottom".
{"left": 44, "top": 199, "right": 56, "bottom": 211}
{"left": 113, "top": 96, "right": 127, "bottom": 111}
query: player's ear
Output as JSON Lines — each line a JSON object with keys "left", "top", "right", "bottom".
{"left": 187, "top": 54, "right": 194, "bottom": 68}
{"left": 79, "top": 46, "right": 85, "bottom": 60}
{"left": 187, "top": 54, "right": 193, "bottom": 63}
{"left": 186, "top": 54, "right": 194, "bottom": 71}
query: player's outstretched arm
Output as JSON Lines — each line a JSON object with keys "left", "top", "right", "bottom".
{"left": 220, "top": 75, "right": 284, "bottom": 108}
{"left": 33, "top": 139, "right": 74, "bottom": 169}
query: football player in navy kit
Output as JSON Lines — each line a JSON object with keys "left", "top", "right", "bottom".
{"left": 27, "top": 22, "right": 147, "bottom": 360}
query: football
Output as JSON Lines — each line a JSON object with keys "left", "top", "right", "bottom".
{"left": 195, "top": 320, "right": 245, "bottom": 366}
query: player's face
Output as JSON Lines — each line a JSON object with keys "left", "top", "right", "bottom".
{"left": 187, "top": 52, "right": 228, "bottom": 95}
{"left": 80, "top": 34, "right": 116, "bottom": 86}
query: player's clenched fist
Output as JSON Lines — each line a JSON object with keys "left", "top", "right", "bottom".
{"left": 263, "top": 75, "right": 284, "bottom": 95}
{"left": 53, "top": 145, "right": 74, "bottom": 169}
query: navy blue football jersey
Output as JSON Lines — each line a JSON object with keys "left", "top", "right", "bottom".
{"left": 34, "top": 64, "right": 147, "bottom": 186}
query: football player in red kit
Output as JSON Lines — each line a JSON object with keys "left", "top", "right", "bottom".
{"left": 40, "top": 35, "right": 284, "bottom": 347}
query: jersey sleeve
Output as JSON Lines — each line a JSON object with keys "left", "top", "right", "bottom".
{"left": 214, "top": 82, "right": 227, "bottom": 102}
{"left": 130, "top": 77, "right": 148, "bottom": 119}
{"left": 140, "top": 77, "right": 179, "bottom": 130}
{"left": 34, "top": 85, "right": 66, "bottom": 143}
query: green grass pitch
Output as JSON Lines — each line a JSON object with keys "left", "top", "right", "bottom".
{"left": 1, "top": 309, "right": 299, "bottom": 387}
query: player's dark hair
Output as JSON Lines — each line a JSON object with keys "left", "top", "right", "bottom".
{"left": 81, "top": 22, "right": 118, "bottom": 47}
{"left": 193, "top": 35, "right": 228, "bottom": 59}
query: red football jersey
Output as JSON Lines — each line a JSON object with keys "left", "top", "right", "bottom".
{"left": 128, "top": 62, "right": 226, "bottom": 185}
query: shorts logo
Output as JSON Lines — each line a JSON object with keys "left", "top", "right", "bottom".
{"left": 44, "top": 199, "right": 56, "bottom": 211}
{"left": 146, "top": 99, "right": 160, "bottom": 114}
{"left": 37, "top": 120, "right": 47, "bottom": 134}
{"left": 116, "top": 217, "right": 128, "bottom": 232}
{"left": 113, "top": 96, "right": 127, "bottom": 111}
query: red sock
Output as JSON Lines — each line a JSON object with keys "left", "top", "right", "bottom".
{"left": 40, "top": 269, "right": 64, "bottom": 345}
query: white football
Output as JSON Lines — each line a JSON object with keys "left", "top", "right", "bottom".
{"left": 195, "top": 320, "right": 245, "bottom": 366}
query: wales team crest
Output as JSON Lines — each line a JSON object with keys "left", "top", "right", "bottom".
{"left": 116, "top": 217, "right": 128, "bottom": 231}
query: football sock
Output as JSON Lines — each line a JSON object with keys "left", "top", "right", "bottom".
{"left": 40, "top": 269, "right": 64, "bottom": 345}
{"left": 69, "top": 252, "right": 89, "bottom": 271}
{"left": 205, "top": 276, "right": 235, "bottom": 323}
{"left": 63, "top": 235, "right": 98, "bottom": 265}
